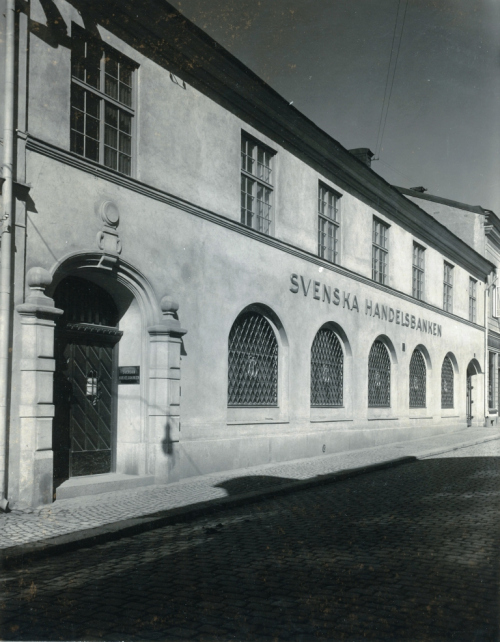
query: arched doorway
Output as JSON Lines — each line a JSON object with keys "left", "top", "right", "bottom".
{"left": 52, "top": 276, "right": 122, "bottom": 485}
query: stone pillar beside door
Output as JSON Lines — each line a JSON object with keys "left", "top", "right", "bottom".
{"left": 16, "top": 268, "right": 62, "bottom": 506}
{"left": 148, "top": 296, "right": 186, "bottom": 483}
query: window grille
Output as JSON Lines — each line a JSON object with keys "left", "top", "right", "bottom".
{"left": 412, "top": 243, "right": 425, "bottom": 300}
{"left": 228, "top": 312, "right": 278, "bottom": 406}
{"left": 441, "top": 356, "right": 454, "bottom": 409}
{"left": 368, "top": 340, "right": 391, "bottom": 407}
{"left": 310, "top": 329, "right": 343, "bottom": 406}
{"left": 409, "top": 349, "right": 426, "bottom": 408}
{"left": 443, "top": 263, "right": 453, "bottom": 312}
{"left": 372, "top": 218, "right": 389, "bottom": 284}
{"left": 240, "top": 136, "right": 274, "bottom": 235}
{"left": 489, "top": 352, "right": 496, "bottom": 410}
{"left": 71, "top": 27, "right": 135, "bottom": 176}
{"left": 469, "top": 278, "right": 477, "bottom": 322}
{"left": 318, "top": 184, "right": 340, "bottom": 264}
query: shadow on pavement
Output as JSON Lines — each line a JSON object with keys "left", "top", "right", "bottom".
{"left": 1, "top": 456, "right": 500, "bottom": 641}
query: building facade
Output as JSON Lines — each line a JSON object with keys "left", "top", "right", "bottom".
{"left": 399, "top": 186, "right": 500, "bottom": 428}
{"left": 0, "top": 0, "right": 494, "bottom": 508}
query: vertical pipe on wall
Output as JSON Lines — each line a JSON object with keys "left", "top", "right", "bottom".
{"left": 0, "top": 0, "right": 16, "bottom": 511}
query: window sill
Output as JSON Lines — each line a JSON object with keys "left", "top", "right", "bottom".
{"left": 226, "top": 420, "right": 289, "bottom": 426}
{"left": 310, "top": 406, "right": 351, "bottom": 423}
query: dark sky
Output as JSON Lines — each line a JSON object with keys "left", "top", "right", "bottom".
{"left": 176, "top": 0, "right": 500, "bottom": 213}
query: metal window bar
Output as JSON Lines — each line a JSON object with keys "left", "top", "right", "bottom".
{"left": 443, "top": 263, "right": 453, "bottom": 312}
{"left": 240, "top": 136, "right": 273, "bottom": 234}
{"left": 318, "top": 186, "right": 340, "bottom": 263}
{"left": 412, "top": 244, "right": 425, "bottom": 300}
{"left": 70, "top": 33, "right": 134, "bottom": 176}
{"left": 409, "top": 349, "right": 426, "bottom": 408}
{"left": 228, "top": 312, "right": 278, "bottom": 406}
{"left": 368, "top": 340, "right": 391, "bottom": 407}
{"left": 441, "top": 356, "right": 454, "bottom": 408}
{"left": 372, "top": 219, "right": 388, "bottom": 284}
{"left": 310, "top": 329, "right": 344, "bottom": 406}
{"left": 469, "top": 278, "right": 477, "bottom": 322}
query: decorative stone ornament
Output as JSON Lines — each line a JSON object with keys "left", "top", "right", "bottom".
{"left": 95, "top": 199, "right": 122, "bottom": 269}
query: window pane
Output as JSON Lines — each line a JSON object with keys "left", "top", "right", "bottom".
{"left": 119, "top": 132, "right": 131, "bottom": 155}
{"left": 311, "top": 329, "right": 343, "bottom": 406}
{"left": 86, "top": 92, "right": 100, "bottom": 119}
{"left": 104, "top": 56, "right": 118, "bottom": 78}
{"left": 441, "top": 356, "right": 454, "bottom": 408}
{"left": 72, "top": 38, "right": 86, "bottom": 79}
{"left": 105, "top": 74, "right": 118, "bottom": 100}
{"left": 86, "top": 61, "right": 100, "bottom": 89}
{"left": 71, "top": 84, "right": 85, "bottom": 111}
{"left": 105, "top": 103, "right": 118, "bottom": 127}
{"left": 104, "top": 146, "right": 117, "bottom": 169}
{"left": 86, "top": 115, "right": 99, "bottom": 141}
{"left": 119, "top": 111, "right": 131, "bottom": 135}
{"left": 71, "top": 130, "right": 84, "bottom": 156}
{"left": 368, "top": 340, "right": 391, "bottom": 407}
{"left": 120, "top": 65, "right": 132, "bottom": 87}
{"left": 104, "top": 124, "right": 117, "bottom": 149}
{"left": 85, "top": 137, "right": 99, "bottom": 162}
{"left": 409, "top": 349, "right": 426, "bottom": 408}
{"left": 119, "top": 83, "right": 132, "bottom": 107}
{"left": 228, "top": 312, "right": 278, "bottom": 406}
{"left": 71, "top": 107, "right": 85, "bottom": 133}
{"left": 119, "top": 154, "right": 131, "bottom": 176}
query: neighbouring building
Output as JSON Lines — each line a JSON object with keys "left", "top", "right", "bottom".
{"left": 0, "top": 0, "right": 494, "bottom": 508}
{"left": 398, "top": 186, "right": 500, "bottom": 428}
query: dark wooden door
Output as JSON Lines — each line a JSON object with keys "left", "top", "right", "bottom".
{"left": 53, "top": 330, "right": 118, "bottom": 478}
{"left": 466, "top": 375, "right": 473, "bottom": 427}
{"left": 53, "top": 276, "right": 122, "bottom": 485}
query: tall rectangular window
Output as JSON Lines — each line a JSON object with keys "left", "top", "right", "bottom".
{"left": 241, "top": 135, "right": 274, "bottom": 235}
{"left": 469, "top": 277, "right": 477, "bottom": 322}
{"left": 71, "top": 27, "right": 135, "bottom": 176}
{"left": 443, "top": 262, "right": 453, "bottom": 312}
{"left": 318, "top": 184, "right": 340, "bottom": 264}
{"left": 412, "top": 243, "right": 425, "bottom": 300}
{"left": 372, "top": 218, "right": 389, "bottom": 284}
{"left": 492, "top": 284, "right": 499, "bottom": 318}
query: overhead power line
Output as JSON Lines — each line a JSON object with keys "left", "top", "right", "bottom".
{"left": 374, "top": 0, "right": 409, "bottom": 160}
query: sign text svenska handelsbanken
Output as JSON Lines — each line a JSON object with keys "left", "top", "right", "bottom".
{"left": 290, "top": 274, "right": 442, "bottom": 337}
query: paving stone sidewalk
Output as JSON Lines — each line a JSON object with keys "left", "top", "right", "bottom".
{"left": 1, "top": 426, "right": 499, "bottom": 557}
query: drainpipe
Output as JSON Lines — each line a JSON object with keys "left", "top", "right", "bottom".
{"left": 0, "top": 0, "right": 16, "bottom": 511}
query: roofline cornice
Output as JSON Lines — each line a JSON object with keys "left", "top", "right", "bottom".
{"left": 77, "top": 0, "right": 494, "bottom": 280}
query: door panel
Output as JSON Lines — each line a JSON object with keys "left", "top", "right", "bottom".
{"left": 68, "top": 339, "right": 115, "bottom": 476}
{"left": 53, "top": 332, "right": 117, "bottom": 480}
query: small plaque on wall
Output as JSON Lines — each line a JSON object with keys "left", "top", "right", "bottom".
{"left": 118, "top": 366, "right": 140, "bottom": 384}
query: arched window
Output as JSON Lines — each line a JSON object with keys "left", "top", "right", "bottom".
{"left": 409, "top": 349, "right": 426, "bottom": 408}
{"left": 368, "top": 340, "right": 391, "bottom": 407}
{"left": 311, "top": 328, "right": 343, "bottom": 407}
{"left": 441, "top": 355, "right": 454, "bottom": 408}
{"left": 228, "top": 312, "right": 278, "bottom": 406}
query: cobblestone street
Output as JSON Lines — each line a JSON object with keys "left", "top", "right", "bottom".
{"left": 2, "top": 440, "right": 500, "bottom": 641}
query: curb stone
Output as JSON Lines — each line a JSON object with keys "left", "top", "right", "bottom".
{"left": 0, "top": 456, "right": 416, "bottom": 569}
{"left": 1, "top": 431, "right": 499, "bottom": 569}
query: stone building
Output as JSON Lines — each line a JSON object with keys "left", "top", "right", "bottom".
{"left": 0, "top": 0, "right": 494, "bottom": 508}
{"left": 398, "top": 186, "right": 500, "bottom": 427}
